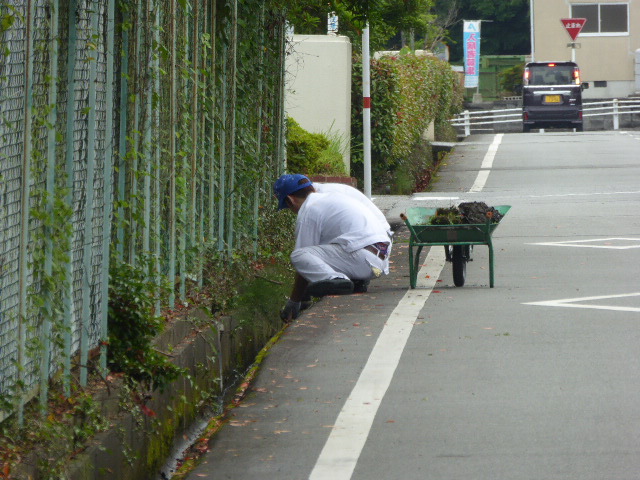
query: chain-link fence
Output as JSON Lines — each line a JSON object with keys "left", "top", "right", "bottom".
{"left": 0, "top": 0, "right": 286, "bottom": 423}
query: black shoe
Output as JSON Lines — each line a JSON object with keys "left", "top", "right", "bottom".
{"left": 306, "top": 278, "right": 354, "bottom": 297}
{"left": 353, "top": 279, "right": 370, "bottom": 293}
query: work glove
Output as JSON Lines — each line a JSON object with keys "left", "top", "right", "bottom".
{"left": 280, "top": 299, "right": 301, "bottom": 322}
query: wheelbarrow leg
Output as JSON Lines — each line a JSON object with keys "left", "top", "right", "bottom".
{"left": 488, "top": 237, "right": 494, "bottom": 288}
{"left": 409, "top": 244, "right": 423, "bottom": 289}
{"left": 408, "top": 242, "right": 415, "bottom": 289}
{"left": 414, "top": 246, "right": 424, "bottom": 288}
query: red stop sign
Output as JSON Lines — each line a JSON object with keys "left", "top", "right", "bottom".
{"left": 561, "top": 18, "right": 587, "bottom": 41}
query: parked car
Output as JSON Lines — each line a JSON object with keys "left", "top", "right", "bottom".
{"left": 521, "top": 61, "right": 588, "bottom": 132}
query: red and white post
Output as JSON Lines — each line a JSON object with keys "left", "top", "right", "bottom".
{"left": 362, "top": 23, "right": 372, "bottom": 198}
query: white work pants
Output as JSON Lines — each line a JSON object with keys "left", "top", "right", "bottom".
{"left": 290, "top": 244, "right": 388, "bottom": 284}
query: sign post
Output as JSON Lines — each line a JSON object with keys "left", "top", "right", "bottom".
{"left": 362, "top": 23, "right": 371, "bottom": 198}
{"left": 560, "top": 18, "right": 586, "bottom": 62}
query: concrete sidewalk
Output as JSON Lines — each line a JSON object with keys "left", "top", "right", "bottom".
{"left": 181, "top": 137, "right": 494, "bottom": 480}
{"left": 183, "top": 219, "right": 433, "bottom": 479}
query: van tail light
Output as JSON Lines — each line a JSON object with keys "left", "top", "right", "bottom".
{"left": 523, "top": 68, "right": 530, "bottom": 85}
{"left": 573, "top": 67, "right": 581, "bottom": 85}
{"left": 523, "top": 112, "right": 529, "bottom": 121}
{"left": 578, "top": 111, "right": 583, "bottom": 119}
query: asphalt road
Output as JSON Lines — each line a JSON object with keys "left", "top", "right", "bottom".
{"left": 184, "top": 130, "right": 640, "bottom": 480}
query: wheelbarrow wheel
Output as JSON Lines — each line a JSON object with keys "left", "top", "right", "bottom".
{"left": 451, "top": 245, "right": 467, "bottom": 287}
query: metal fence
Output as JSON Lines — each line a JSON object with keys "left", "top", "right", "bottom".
{"left": 0, "top": 0, "right": 287, "bottom": 423}
{"left": 451, "top": 98, "right": 640, "bottom": 135}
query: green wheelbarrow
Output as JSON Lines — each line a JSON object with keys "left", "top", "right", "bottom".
{"left": 400, "top": 205, "right": 511, "bottom": 288}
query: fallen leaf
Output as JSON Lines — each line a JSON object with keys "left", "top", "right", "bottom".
{"left": 139, "top": 404, "right": 156, "bottom": 417}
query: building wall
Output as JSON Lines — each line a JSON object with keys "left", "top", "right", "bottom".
{"left": 533, "top": 0, "right": 640, "bottom": 98}
{"left": 285, "top": 35, "right": 352, "bottom": 171}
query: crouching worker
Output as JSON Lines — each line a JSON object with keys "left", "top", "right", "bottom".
{"left": 274, "top": 174, "right": 392, "bottom": 322}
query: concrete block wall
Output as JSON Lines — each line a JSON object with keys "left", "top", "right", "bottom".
{"left": 285, "top": 35, "right": 352, "bottom": 173}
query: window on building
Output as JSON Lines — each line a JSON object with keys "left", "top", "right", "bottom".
{"left": 571, "top": 3, "right": 628, "bottom": 34}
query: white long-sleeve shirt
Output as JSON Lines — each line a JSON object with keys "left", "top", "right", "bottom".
{"left": 313, "top": 182, "right": 392, "bottom": 236}
{"left": 295, "top": 192, "right": 390, "bottom": 253}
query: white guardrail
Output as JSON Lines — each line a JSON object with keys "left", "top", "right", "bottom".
{"left": 450, "top": 98, "right": 640, "bottom": 136}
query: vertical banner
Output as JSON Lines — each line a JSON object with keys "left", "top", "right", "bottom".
{"left": 327, "top": 11, "right": 338, "bottom": 34}
{"left": 463, "top": 20, "right": 481, "bottom": 88}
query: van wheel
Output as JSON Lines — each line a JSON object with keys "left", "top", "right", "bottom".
{"left": 523, "top": 124, "right": 531, "bottom": 133}
{"left": 576, "top": 124, "right": 583, "bottom": 132}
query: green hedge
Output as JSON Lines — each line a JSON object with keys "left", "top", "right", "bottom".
{"left": 351, "top": 53, "right": 463, "bottom": 191}
{"left": 285, "top": 117, "right": 347, "bottom": 176}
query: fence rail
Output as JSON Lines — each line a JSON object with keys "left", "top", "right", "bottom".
{"left": 451, "top": 98, "right": 640, "bottom": 135}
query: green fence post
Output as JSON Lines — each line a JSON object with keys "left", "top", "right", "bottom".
{"left": 178, "top": 13, "right": 187, "bottom": 302}
{"left": 100, "top": 0, "right": 116, "bottom": 375}
{"left": 79, "top": 3, "right": 100, "bottom": 387}
{"left": 252, "top": 3, "right": 266, "bottom": 258}
{"left": 206, "top": 0, "right": 217, "bottom": 259}
{"left": 226, "top": 0, "right": 238, "bottom": 258}
{"left": 217, "top": 41, "right": 227, "bottom": 253}
{"left": 143, "top": 1, "right": 152, "bottom": 257}
{"left": 62, "top": 0, "right": 79, "bottom": 398}
{"left": 191, "top": 0, "right": 200, "bottom": 286}
{"left": 153, "top": 0, "right": 162, "bottom": 313}
{"left": 275, "top": 18, "right": 286, "bottom": 175}
{"left": 130, "top": 0, "right": 144, "bottom": 266}
{"left": 17, "top": 0, "right": 36, "bottom": 425}
{"left": 169, "top": 0, "right": 177, "bottom": 308}
{"left": 117, "top": 8, "right": 129, "bottom": 260}
{"left": 40, "top": 0, "right": 60, "bottom": 414}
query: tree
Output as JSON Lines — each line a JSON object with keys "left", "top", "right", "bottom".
{"left": 438, "top": 0, "right": 530, "bottom": 62}
{"left": 283, "top": 0, "right": 438, "bottom": 52}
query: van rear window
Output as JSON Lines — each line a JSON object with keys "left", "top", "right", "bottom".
{"left": 528, "top": 65, "right": 574, "bottom": 86}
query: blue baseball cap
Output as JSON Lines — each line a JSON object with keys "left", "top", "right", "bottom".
{"left": 273, "top": 174, "right": 313, "bottom": 210}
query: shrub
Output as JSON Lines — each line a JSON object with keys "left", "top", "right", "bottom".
{"left": 285, "top": 117, "right": 347, "bottom": 175}
{"left": 499, "top": 63, "right": 525, "bottom": 95}
{"left": 351, "top": 52, "right": 463, "bottom": 192}
{"left": 107, "top": 258, "right": 184, "bottom": 393}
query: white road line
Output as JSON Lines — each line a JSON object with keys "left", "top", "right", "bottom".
{"left": 311, "top": 134, "right": 498, "bottom": 479}
{"left": 528, "top": 237, "right": 640, "bottom": 249}
{"left": 469, "top": 133, "right": 503, "bottom": 192}
{"left": 524, "top": 292, "right": 640, "bottom": 312}
{"left": 309, "top": 248, "right": 447, "bottom": 480}
{"left": 469, "top": 170, "right": 490, "bottom": 192}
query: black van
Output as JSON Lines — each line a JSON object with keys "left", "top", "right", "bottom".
{"left": 521, "top": 61, "right": 588, "bottom": 132}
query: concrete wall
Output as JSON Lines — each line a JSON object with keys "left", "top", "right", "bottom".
{"left": 13, "top": 310, "right": 283, "bottom": 480}
{"left": 533, "top": 0, "right": 640, "bottom": 98}
{"left": 285, "top": 35, "right": 352, "bottom": 172}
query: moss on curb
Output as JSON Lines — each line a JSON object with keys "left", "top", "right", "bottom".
{"left": 170, "top": 323, "right": 290, "bottom": 479}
